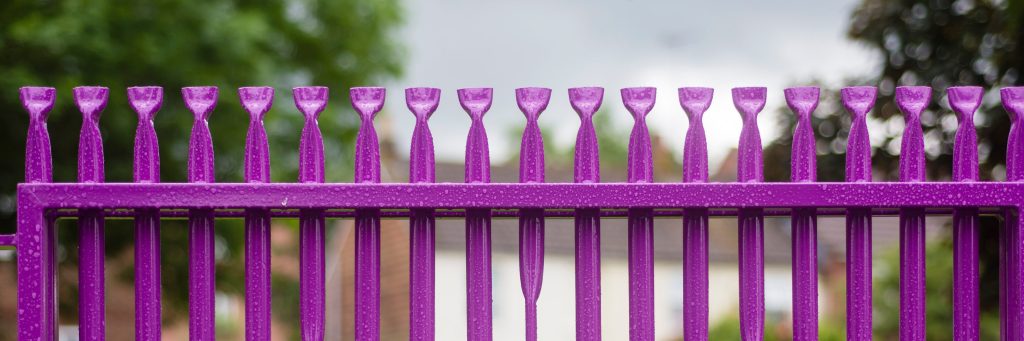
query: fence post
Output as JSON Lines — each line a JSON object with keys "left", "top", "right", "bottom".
{"left": 239, "top": 86, "right": 275, "bottom": 341}
{"left": 129, "top": 86, "right": 163, "bottom": 341}
{"left": 895, "top": 86, "right": 931, "bottom": 341}
{"left": 74, "top": 86, "right": 109, "bottom": 341}
{"left": 679, "top": 87, "right": 712, "bottom": 341}
{"left": 732, "top": 87, "right": 767, "bottom": 341}
{"left": 569, "top": 87, "right": 604, "bottom": 341}
{"left": 1000, "top": 87, "right": 1024, "bottom": 341}
{"left": 841, "top": 86, "right": 876, "bottom": 341}
{"left": 621, "top": 87, "right": 656, "bottom": 340}
{"left": 18, "top": 86, "right": 57, "bottom": 341}
{"left": 515, "top": 87, "right": 551, "bottom": 341}
{"left": 458, "top": 87, "right": 494, "bottom": 341}
{"left": 949, "top": 86, "right": 983, "bottom": 341}
{"left": 183, "top": 86, "right": 218, "bottom": 341}
{"left": 407, "top": 87, "right": 441, "bottom": 341}
{"left": 295, "top": 86, "right": 329, "bottom": 340}
{"left": 785, "top": 86, "right": 819, "bottom": 341}
{"left": 351, "top": 87, "right": 386, "bottom": 341}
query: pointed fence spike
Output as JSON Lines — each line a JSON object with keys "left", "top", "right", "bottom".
{"left": 569, "top": 86, "right": 603, "bottom": 341}
{"left": 182, "top": 86, "right": 217, "bottom": 341}
{"left": 948, "top": 85, "right": 983, "bottom": 341}
{"left": 458, "top": 87, "right": 494, "bottom": 341}
{"left": 406, "top": 87, "right": 440, "bottom": 341}
{"left": 351, "top": 86, "right": 385, "bottom": 341}
{"left": 515, "top": 87, "right": 550, "bottom": 341}
{"left": 238, "top": 86, "right": 274, "bottom": 341}
{"left": 841, "top": 85, "right": 876, "bottom": 341}
{"left": 679, "top": 86, "right": 712, "bottom": 341}
{"left": 784, "top": 86, "right": 820, "bottom": 341}
{"left": 73, "top": 85, "right": 108, "bottom": 341}
{"left": 731, "top": 86, "right": 767, "bottom": 341}
{"left": 621, "top": 86, "right": 656, "bottom": 340}
{"left": 293, "top": 86, "right": 328, "bottom": 341}
{"left": 895, "top": 85, "right": 931, "bottom": 341}
{"left": 128, "top": 86, "right": 164, "bottom": 341}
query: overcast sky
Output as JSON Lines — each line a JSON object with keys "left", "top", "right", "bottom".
{"left": 380, "top": 0, "right": 881, "bottom": 172}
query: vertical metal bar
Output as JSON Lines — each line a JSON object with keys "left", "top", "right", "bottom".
{"left": 294, "top": 86, "right": 329, "bottom": 340}
{"left": 18, "top": 86, "right": 57, "bottom": 341}
{"left": 999, "top": 87, "right": 1024, "bottom": 341}
{"left": 351, "top": 87, "right": 386, "bottom": 341}
{"left": 406, "top": 87, "right": 441, "bottom": 341}
{"left": 458, "top": 88, "right": 494, "bottom": 341}
{"left": 679, "top": 87, "right": 713, "bottom": 341}
{"left": 732, "top": 87, "right": 767, "bottom": 341}
{"left": 74, "top": 86, "right": 109, "bottom": 341}
{"left": 895, "top": 86, "right": 931, "bottom": 341}
{"left": 949, "top": 86, "right": 983, "bottom": 341}
{"left": 622, "top": 87, "right": 656, "bottom": 341}
{"left": 784, "top": 86, "right": 820, "bottom": 341}
{"left": 239, "top": 86, "right": 275, "bottom": 341}
{"left": 515, "top": 87, "right": 551, "bottom": 341}
{"left": 183, "top": 86, "right": 218, "bottom": 341}
{"left": 841, "top": 86, "right": 876, "bottom": 341}
{"left": 128, "top": 86, "right": 163, "bottom": 341}
{"left": 569, "top": 87, "right": 604, "bottom": 341}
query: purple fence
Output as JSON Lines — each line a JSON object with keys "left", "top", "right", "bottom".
{"left": 7, "top": 84, "right": 1024, "bottom": 341}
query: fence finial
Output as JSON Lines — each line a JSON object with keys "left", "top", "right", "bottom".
{"left": 622, "top": 87, "right": 656, "bottom": 183}
{"left": 732, "top": 87, "right": 766, "bottom": 183}
{"left": 896, "top": 86, "right": 931, "bottom": 183}
{"left": 351, "top": 87, "right": 385, "bottom": 183}
{"left": 841, "top": 86, "right": 877, "bottom": 183}
{"left": 129, "top": 86, "right": 163, "bottom": 183}
{"left": 239, "top": 86, "right": 274, "bottom": 183}
{"left": 459, "top": 88, "right": 493, "bottom": 183}
{"left": 20, "top": 86, "right": 55, "bottom": 183}
{"left": 407, "top": 87, "right": 440, "bottom": 184}
{"left": 1002, "top": 87, "right": 1024, "bottom": 182}
{"left": 294, "top": 86, "right": 328, "bottom": 183}
{"left": 785, "top": 86, "right": 819, "bottom": 183}
{"left": 517, "top": 87, "right": 550, "bottom": 183}
{"left": 570, "top": 87, "right": 603, "bottom": 184}
{"left": 680, "top": 87, "right": 713, "bottom": 183}
{"left": 948, "top": 86, "right": 983, "bottom": 182}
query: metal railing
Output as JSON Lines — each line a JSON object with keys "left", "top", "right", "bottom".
{"left": 8, "top": 85, "right": 1024, "bottom": 341}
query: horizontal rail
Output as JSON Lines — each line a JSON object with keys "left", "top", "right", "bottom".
{"left": 43, "top": 206, "right": 1011, "bottom": 218}
{"left": 18, "top": 182, "right": 1024, "bottom": 209}
{"left": 0, "top": 234, "right": 14, "bottom": 246}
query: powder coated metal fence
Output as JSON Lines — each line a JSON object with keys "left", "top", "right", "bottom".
{"left": 7, "top": 84, "right": 1024, "bottom": 341}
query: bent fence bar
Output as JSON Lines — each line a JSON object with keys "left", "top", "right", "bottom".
{"left": 7, "top": 84, "right": 1024, "bottom": 341}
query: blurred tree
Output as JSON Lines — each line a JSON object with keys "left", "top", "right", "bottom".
{"left": 755, "top": 0, "right": 1021, "bottom": 339}
{"left": 0, "top": 0, "right": 403, "bottom": 333}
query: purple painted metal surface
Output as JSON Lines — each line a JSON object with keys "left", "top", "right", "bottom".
{"left": 12, "top": 84, "right": 1024, "bottom": 341}
{"left": 75, "top": 86, "right": 109, "bottom": 341}
{"left": 240, "top": 86, "right": 274, "bottom": 341}
{"left": 458, "top": 88, "right": 494, "bottom": 341}
{"left": 183, "top": 86, "right": 218, "bottom": 341}
{"left": 128, "top": 86, "right": 163, "bottom": 341}
{"left": 785, "top": 86, "right": 819, "bottom": 341}
{"left": 18, "top": 86, "right": 57, "bottom": 341}
{"left": 733, "top": 87, "right": 766, "bottom": 341}
{"left": 295, "top": 86, "right": 328, "bottom": 341}
{"left": 515, "top": 87, "right": 550, "bottom": 341}
{"left": 569, "top": 87, "right": 603, "bottom": 341}
{"left": 622, "top": 87, "right": 656, "bottom": 341}
{"left": 895, "top": 86, "right": 930, "bottom": 341}
{"left": 406, "top": 87, "right": 440, "bottom": 341}
{"left": 949, "top": 86, "right": 983, "bottom": 341}
{"left": 1002, "top": 87, "right": 1024, "bottom": 341}
{"left": 841, "top": 86, "right": 876, "bottom": 341}
{"left": 679, "top": 87, "right": 712, "bottom": 341}
{"left": 351, "top": 87, "right": 386, "bottom": 341}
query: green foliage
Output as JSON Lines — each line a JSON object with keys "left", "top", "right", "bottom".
{"left": 0, "top": 0, "right": 402, "bottom": 325}
{"left": 706, "top": 315, "right": 845, "bottom": 341}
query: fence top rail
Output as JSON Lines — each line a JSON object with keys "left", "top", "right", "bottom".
{"left": 16, "top": 182, "right": 1024, "bottom": 209}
